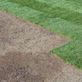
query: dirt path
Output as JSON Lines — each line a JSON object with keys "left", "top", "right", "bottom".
{"left": 0, "top": 11, "right": 82, "bottom": 82}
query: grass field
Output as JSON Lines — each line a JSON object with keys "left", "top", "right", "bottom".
{"left": 0, "top": 0, "right": 82, "bottom": 68}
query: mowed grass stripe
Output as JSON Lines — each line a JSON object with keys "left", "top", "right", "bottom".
{"left": 8, "top": 0, "right": 82, "bottom": 25}
{"left": 0, "top": 0, "right": 49, "bottom": 23}
{"left": 37, "top": 0, "right": 82, "bottom": 9}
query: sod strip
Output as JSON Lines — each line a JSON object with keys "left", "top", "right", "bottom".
{"left": 8, "top": 0, "right": 82, "bottom": 25}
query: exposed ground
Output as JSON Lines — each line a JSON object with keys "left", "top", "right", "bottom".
{"left": 0, "top": 12, "right": 82, "bottom": 82}
{"left": 0, "top": 0, "right": 82, "bottom": 68}
{"left": 0, "top": 11, "right": 67, "bottom": 55}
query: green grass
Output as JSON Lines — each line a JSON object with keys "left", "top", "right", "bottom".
{"left": 0, "top": 0, "right": 82, "bottom": 68}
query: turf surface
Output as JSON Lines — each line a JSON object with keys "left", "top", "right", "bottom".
{"left": 0, "top": 0, "right": 82, "bottom": 68}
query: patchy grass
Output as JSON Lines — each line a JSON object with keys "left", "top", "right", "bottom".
{"left": 0, "top": 0, "right": 82, "bottom": 68}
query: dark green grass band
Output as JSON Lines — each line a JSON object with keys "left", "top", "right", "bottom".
{"left": 9, "top": 0, "right": 82, "bottom": 25}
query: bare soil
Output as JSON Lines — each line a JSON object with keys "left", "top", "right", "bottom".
{"left": 0, "top": 11, "right": 82, "bottom": 82}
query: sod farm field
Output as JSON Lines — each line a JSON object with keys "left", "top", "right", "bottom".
{"left": 0, "top": 0, "right": 82, "bottom": 69}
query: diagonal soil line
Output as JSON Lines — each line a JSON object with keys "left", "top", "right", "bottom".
{"left": 0, "top": 11, "right": 82, "bottom": 82}
{"left": 0, "top": 11, "right": 68, "bottom": 55}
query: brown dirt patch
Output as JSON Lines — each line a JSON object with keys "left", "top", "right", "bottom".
{"left": 0, "top": 11, "right": 67, "bottom": 55}
{"left": 0, "top": 11, "right": 82, "bottom": 82}
{"left": 0, "top": 51, "right": 62, "bottom": 82}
